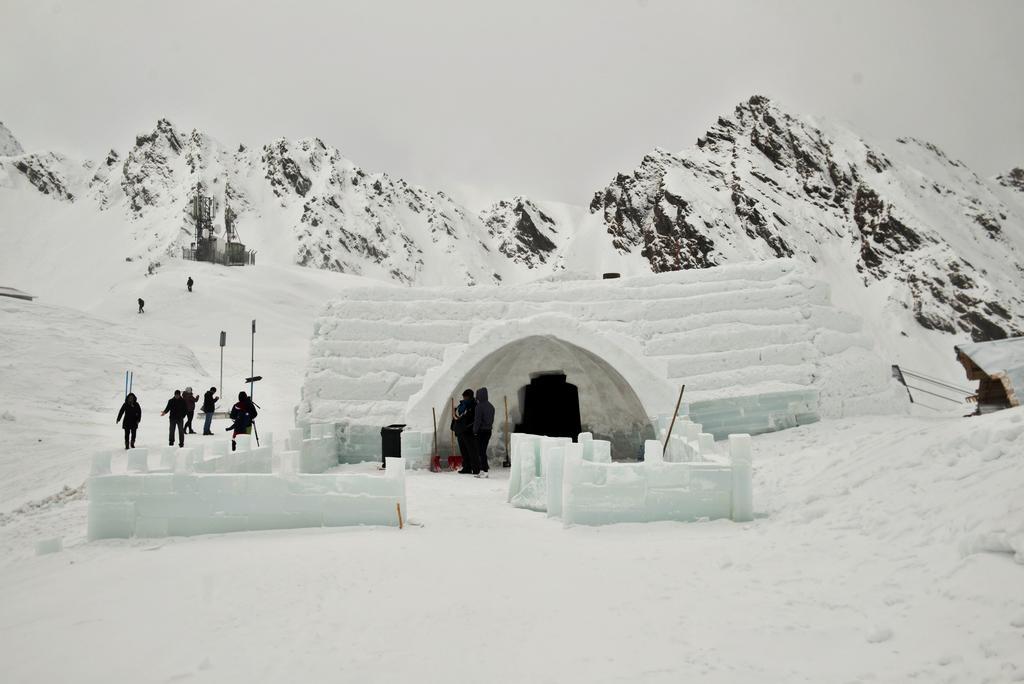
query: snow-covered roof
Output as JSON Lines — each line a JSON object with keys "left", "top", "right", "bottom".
{"left": 955, "top": 336, "right": 1024, "bottom": 406}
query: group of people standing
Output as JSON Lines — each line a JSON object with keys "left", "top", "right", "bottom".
{"left": 114, "top": 386, "right": 258, "bottom": 451}
{"left": 452, "top": 387, "right": 495, "bottom": 477}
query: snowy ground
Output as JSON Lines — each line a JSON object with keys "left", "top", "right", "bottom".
{"left": 1, "top": 260, "right": 1022, "bottom": 682}
{"left": 1, "top": 411, "right": 1022, "bottom": 683}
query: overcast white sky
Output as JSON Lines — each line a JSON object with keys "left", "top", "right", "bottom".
{"left": 2, "top": 0, "right": 1022, "bottom": 206}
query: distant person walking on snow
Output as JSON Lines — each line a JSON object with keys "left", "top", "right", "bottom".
{"left": 454, "top": 389, "right": 476, "bottom": 474}
{"left": 226, "top": 391, "right": 258, "bottom": 451}
{"left": 160, "top": 390, "right": 188, "bottom": 447}
{"left": 116, "top": 392, "right": 142, "bottom": 449}
{"left": 186, "top": 276, "right": 193, "bottom": 292}
{"left": 137, "top": 298, "right": 145, "bottom": 314}
{"left": 182, "top": 387, "right": 198, "bottom": 434}
{"left": 201, "top": 386, "right": 218, "bottom": 435}
{"left": 473, "top": 387, "right": 495, "bottom": 477}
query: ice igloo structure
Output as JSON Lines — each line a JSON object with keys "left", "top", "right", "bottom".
{"left": 297, "top": 259, "right": 906, "bottom": 466}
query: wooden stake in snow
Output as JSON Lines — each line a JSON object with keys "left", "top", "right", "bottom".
{"left": 396, "top": 502, "right": 404, "bottom": 529}
{"left": 662, "top": 385, "right": 686, "bottom": 454}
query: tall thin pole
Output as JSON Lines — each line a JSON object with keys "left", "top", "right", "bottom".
{"left": 219, "top": 331, "right": 226, "bottom": 400}
{"left": 250, "top": 319, "right": 256, "bottom": 400}
{"left": 662, "top": 385, "right": 686, "bottom": 454}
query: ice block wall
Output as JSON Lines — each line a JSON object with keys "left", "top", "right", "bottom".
{"left": 87, "top": 461, "right": 407, "bottom": 540}
{"left": 506, "top": 426, "right": 752, "bottom": 526}
{"left": 299, "top": 259, "right": 906, "bottom": 464}
{"left": 85, "top": 423, "right": 382, "bottom": 540}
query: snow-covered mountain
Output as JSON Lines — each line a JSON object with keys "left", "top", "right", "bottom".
{"left": 591, "top": 96, "right": 1024, "bottom": 342}
{"left": 1, "top": 97, "right": 1022, "bottom": 343}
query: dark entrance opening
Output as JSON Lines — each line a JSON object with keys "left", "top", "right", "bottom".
{"left": 514, "top": 373, "right": 582, "bottom": 441}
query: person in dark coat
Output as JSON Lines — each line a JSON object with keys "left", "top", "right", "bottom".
{"left": 160, "top": 390, "right": 188, "bottom": 447}
{"left": 454, "top": 389, "right": 476, "bottom": 474}
{"left": 226, "top": 391, "right": 258, "bottom": 451}
{"left": 182, "top": 387, "right": 198, "bottom": 434}
{"left": 472, "top": 387, "right": 495, "bottom": 477}
{"left": 186, "top": 276, "right": 194, "bottom": 292}
{"left": 201, "top": 386, "right": 218, "bottom": 435}
{"left": 116, "top": 392, "right": 142, "bottom": 449}
{"left": 137, "top": 298, "right": 145, "bottom": 314}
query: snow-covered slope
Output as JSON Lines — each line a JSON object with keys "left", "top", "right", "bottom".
{"left": 0, "top": 121, "right": 24, "bottom": 157}
{"left": 0, "top": 296, "right": 210, "bottom": 509}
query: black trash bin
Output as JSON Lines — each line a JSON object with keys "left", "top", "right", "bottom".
{"left": 380, "top": 424, "right": 406, "bottom": 468}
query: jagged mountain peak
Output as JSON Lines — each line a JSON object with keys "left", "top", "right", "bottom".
{"left": 481, "top": 195, "right": 560, "bottom": 270}
{"left": 0, "top": 121, "right": 25, "bottom": 157}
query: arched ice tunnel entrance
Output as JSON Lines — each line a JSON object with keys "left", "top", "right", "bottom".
{"left": 437, "top": 335, "right": 656, "bottom": 462}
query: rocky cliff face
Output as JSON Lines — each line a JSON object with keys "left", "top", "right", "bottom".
{"left": 2, "top": 101, "right": 1022, "bottom": 342}
{"left": 591, "top": 96, "right": 1024, "bottom": 341}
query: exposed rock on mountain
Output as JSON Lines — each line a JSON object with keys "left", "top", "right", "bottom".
{"left": 591, "top": 95, "right": 1024, "bottom": 341}
{"left": 480, "top": 197, "right": 560, "bottom": 269}
{"left": 2, "top": 97, "right": 1022, "bottom": 343}
{"left": 998, "top": 167, "right": 1024, "bottom": 192}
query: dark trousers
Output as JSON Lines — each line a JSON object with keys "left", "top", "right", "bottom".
{"left": 168, "top": 419, "right": 184, "bottom": 447}
{"left": 476, "top": 430, "right": 492, "bottom": 472}
{"left": 123, "top": 427, "right": 136, "bottom": 449}
{"left": 185, "top": 410, "right": 195, "bottom": 433}
{"left": 456, "top": 430, "right": 476, "bottom": 472}
{"left": 203, "top": 412, "right": 214, "bottom": 434}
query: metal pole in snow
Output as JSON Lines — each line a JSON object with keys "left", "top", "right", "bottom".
{"left": 250, "top": 320, "right": 256, "bottom": 400}
{"left": 219, "top": 331, "right": 226, "bottom": 400}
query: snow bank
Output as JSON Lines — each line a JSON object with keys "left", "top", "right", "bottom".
{"left": 299, "top": 259, "right": 906, "bottom": 462}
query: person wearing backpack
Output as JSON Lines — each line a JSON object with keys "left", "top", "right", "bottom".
{"left": 182, "top": 387, "right": 199, "bottom": 434}
{"left": 226, "top": 391, "right": 258, "bottom": 451}
{"left": 115, "top": 392, "right": 142, "bottom": 449}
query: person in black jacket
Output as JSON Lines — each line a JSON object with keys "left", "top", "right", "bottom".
{"left": 186, "top": 276, "right": 194, "bottom": 292}
{"left": 182, "top": 387, "right": 198, "bottom": 434}
{"left": 160, "top": 390, "right": 188, "bottom": 447}
{"left": 116, "top": 392, "right": 142, "bottom": 449}
{"left": 137, "top": 298, "right": 145, "bottom": 314}
{"left": 454, "top": 389, "right": 476, "bottom": 474}
{"left": 226, "top": 391, "right": 258, "bottom": 451}
{"left": 472, "top": 387, "right": 495, "bottom": 477}
{"left": 201, "top": 386, "right": 218, "bottom": 435}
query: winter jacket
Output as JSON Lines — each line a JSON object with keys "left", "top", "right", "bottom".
{"left": 201, "top": 390, "right": 218, "bottom": 413}
{"left": 116, "top": 400, "right": 142, "bottom": 429}
{"left": 230, "top": 400, "right": 258, "bottom": 423}
{"left": 182, "top": 391, "right": 198, "bottom": 413}
{"left": 473, "top": 387, "right": 495, "bottom": 433}
{"left": 454, "top": 397, "right": 475, "bottom": 434}
{"left": 163, "top": 396, "right": 188, "bottom": 421}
